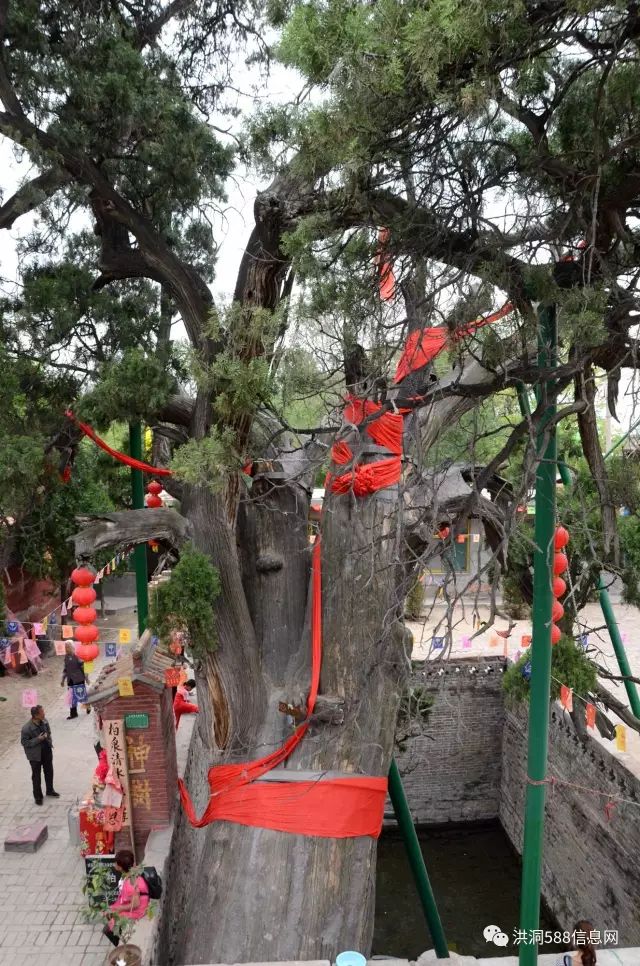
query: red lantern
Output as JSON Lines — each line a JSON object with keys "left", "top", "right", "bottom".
{"left": 551, "top": 624, "right": 562, "bottom": 645}
{"left": 76, "top": 624, "right": 99, "bottom": 644}
{"left": 554, "top": 526, "right": 570, "bottom": 549}
{"left": 75, "top": 642, "right": 100, "bottom": 663}
{"left": 71, "top": 566, "right": 95, "bottom": 587}
{"left": 552, "top": 599, "right": 564, "bottom": 622}
{"left": 145, "top": 493, "right": 163, "bottom": 508}
{"left": 73, "top": 606, "right": 97, "bottom": 625}
{"left": 147, "top": 480, "right": 162, "bottom": 495}
{"left": 553, "top": 553, "right": 568, "bottom": 575}
{"left": 552, "top": 576, "right": 566, "bottom": 597}
{"left": 72, "top": 586, "right": 97, "bottom": 607}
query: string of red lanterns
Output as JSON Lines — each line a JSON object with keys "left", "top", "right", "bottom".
{"left": 71, "top": 565, "right": 100, "bottom": 662}
{"left": 145, "top": 479, "right": 163, "bottom": 508}
{"left": 145, "top": 480, "right": 162, "bottom": 550}
{"left": 551, "top": 525, "right": 570, "bottom": 645}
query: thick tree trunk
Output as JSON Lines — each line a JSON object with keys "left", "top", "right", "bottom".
{"left": 159, "top": 482, "right": 409, "bottom": 964}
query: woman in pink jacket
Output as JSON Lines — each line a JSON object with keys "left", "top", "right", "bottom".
{"left": 102, "top": 849, "right": 149, "bottom": 947}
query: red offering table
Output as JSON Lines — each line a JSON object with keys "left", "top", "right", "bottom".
{"left": 79, "top": 803, "right": 115, "bottom": 857}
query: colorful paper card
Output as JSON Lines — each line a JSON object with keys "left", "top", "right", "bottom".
{"left": 521, "top": 635, "right": 532, "bottom": 648}
{"left": 24, "top": 639, "right": 41, "bottom": 660}
{"left": 105, "top": 642, "right": 117, "bottom": 658}
{"left": 60, "top": 602, "right": 67, "bottom": 617}
{"left": 54, "top": 640, "right": 67, "bottom": 656}
{"left": 472, "top": 533, "right": 480, "bottom": 543}
{"left": 461, "top": 635, "right": 472, "bottom": 650}
{"left": 560, "top": 684, "right": 573, "bottom": 712}
{"left": 615, "top": 724, "right": 627, "bottom": 752}
{"left": 33, "top": 623, "right": 43, "bottom": 635}
{"left": 62, "top": 625, "right": 74, "bottom": 639}
{"left": 21, "top": 689, "right": 38, "bottom": 708}
{"left": 83, "top": 660, "right": 94, "bottom": 674}
{"left": 432, "top": 636, "right": 444, "bottom": 650}
{"left": 118, "top": 628, "right": 132, "bottom": 644}
{"left": 117, "top": 677, "right": 134, "bottom": 697}
{"left": 586, "top": 703, "right": 596, "bottom": 729}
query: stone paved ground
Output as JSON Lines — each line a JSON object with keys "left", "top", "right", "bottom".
{"left": 0, "top": 602, "right": 138, "bottom": 966}
{"left": 2, "top": 589, "right": 639, "bottom": 965}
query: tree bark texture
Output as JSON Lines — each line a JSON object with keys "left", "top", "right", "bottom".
{"left": 157, "top": 480, "right": 409, "bottom": 964}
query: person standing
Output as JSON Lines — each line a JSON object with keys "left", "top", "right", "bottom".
{"left": 61, "top": 642, "right": 86, "bottom": 719}
{"left": 20, "top": 705, "right": 59, "bottom": 805}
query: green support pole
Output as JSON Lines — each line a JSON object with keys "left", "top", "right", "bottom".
{"left": 129, "top": 423, "right": 148, "bottom": 637}
{"left": 549, "top": 413, "right": 640, "bottom": 718}
{"left": 519, "top": 305, "right": 557, "bottom": 966}
{"left": 603, "top": 415, "right": 640, "bottom": 460}
{"left": 388, "top": 758, "right": 448, "bottom": 959}
{"left": 598, "top": 576, "right": 640, "bottom": 718}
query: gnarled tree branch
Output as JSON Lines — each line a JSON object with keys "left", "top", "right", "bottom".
{"left": 70, "top": 508, "right": 193, "bottom": 559}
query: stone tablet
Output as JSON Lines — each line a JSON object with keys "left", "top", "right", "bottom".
{"left": 4, "top": 822, "right": 48, "bottom": 853}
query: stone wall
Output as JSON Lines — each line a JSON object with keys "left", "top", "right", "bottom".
{"left": 500, "top": 704, "right": 640, "bottom": 945}
{"left": 395, "top": 656, "right": 506, "bottom": 824}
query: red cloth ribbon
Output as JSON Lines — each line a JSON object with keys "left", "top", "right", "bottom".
{"left": 178, "top": 540, "right": 388, "bottom": 838}
{"left": 394, "top": 302, "right": 513, "bottom": 383}
{"left": 375, "top": 227, "right": 396, "bottom": 302}
{"left": 326, "top": 394, "right": 406, "bottom": 497}
{"left": 66, "top": 411, "right": 173, "bottom": 476}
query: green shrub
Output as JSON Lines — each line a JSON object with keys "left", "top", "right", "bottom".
{"left": 503, "top": 635, "right": 597, "bottom": 706}
{"left": 149, "top": 544, "right": 221, "bottom": 658}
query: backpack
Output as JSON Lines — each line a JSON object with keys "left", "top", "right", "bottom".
{"left": 142, "top": 867, "right": 163, "bottom": 900}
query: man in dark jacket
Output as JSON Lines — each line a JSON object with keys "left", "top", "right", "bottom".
{"left": 61, "top": 642, "right": 86, "bottom": 719}
{"left": 21, "top": 705, "right": 59, "bottom": 804}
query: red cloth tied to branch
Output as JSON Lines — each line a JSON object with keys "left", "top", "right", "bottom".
{"left": 374, "top": 227, "right": 396, "bottom": 302}
{"left": 327, "top": 395, "right": 406, "bottom": 497}
{"left": 394, "top": 302, "right": 513, "bottom": 383}
{"left": 178, "top": 540, "right": 388, "bottom": 838}
{"left": 66, "top": 411, "right": 173, "bottom": 476}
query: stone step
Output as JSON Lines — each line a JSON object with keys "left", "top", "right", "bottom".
{"left": 4, "top": 821, "right": 48, "bottom": 853}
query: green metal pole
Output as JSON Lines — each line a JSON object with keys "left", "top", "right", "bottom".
{"left": 519, "top": 305, "right": 557, "bottom": 966}
{"left": 598, "top": 576, "right": 640, "bottom": 718}
{"left": 129, "top": 422, "right": 148, "bottom": 637}
{"left": 603, "top": 415, "right": 640, "bottom": 460}
{"left": 388, "top": 758, "right": 448, "bottom": 959}
{"left": 548, "top": 412, "right": 640, "bottom": 718}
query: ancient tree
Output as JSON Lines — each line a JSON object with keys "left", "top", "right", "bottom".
{"left": 2, "top": 1, "right": 640, "bottom": 961}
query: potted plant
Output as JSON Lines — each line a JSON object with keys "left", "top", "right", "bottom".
{"left": 82, "top": 859, "right": 154, "bottom": 966}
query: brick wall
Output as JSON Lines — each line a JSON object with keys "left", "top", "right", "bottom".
{"left": 500, "top": 705, "right": 640, "bottom": 944}
{"left": 98, "top": 681, "right": 178, "bottom": 857}
{"left": 395, "top": 657, "right": 506, "bottom": 824}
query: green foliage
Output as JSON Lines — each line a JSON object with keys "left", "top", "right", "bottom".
{"left": 149, "top": 544, "right": 221, "bottom": 658}
{"left": 273, "top": 347, "right": 331, "bottom": 429}
{"left": 77, "top": 350, "right": 178, "bottom": 429}
{"left": 503, "top": 636, "right": 597, "bottom": 706}
{"left": 556, "top": 288, "right": 608, "bottom": 350}
{"left": 16, "top": 443, "right": 118, "bottom": 584}
{"left": 170, "top": 429, "right": 240, "bottom": 492}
